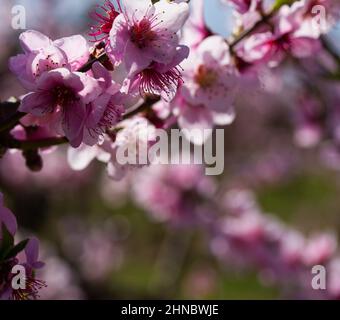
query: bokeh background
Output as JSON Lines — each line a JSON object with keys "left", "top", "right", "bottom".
{"left": 1, "top": 0, "right": 340, "bottom": 299}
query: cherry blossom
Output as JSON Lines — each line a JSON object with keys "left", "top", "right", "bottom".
{"left": 9, "top": 30, "right": 89, "bottom": 90}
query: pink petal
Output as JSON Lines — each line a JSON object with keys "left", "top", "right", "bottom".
{"left": 19, "top": 30, "right": 52, "bottom": 53}
{"left": 54, "top": 35, "right": 89, "bottom": 70}
{"left": 67, "top": 145, "right": 99, "bottom": 171}
{"left": 20, "top": 92, "right": 54, "bottom": 116}
{"left": 62, "top": 101, "right": 86, "bottom": 147}
{"left": 25, "top": 237, "right": 40, "bottom": 265}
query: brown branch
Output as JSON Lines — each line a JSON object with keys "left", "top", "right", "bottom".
{"left": 122, "top": 96, "right": 160, "bottom": 120}
{"left": 3, "top": 137, "right": 68, "bottom": 150}
{"left": 77, "top": 52, "right": 108, "bottom": 73}
{"left": 229, "top": 8, "right": 277, "bottom": 50}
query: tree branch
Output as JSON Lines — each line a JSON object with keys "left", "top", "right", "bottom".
{"left": 122, "top": 97, "right": 160, "bottom": 120}
{"left": 3, "top": 137, "right": 68, "bottom": 150}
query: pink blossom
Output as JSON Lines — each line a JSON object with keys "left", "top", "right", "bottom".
{"left": 9, "top": 30, "right": 89, "bottom": 90}
{"left": 287, "top": 0, "right": 340, "bottom": 37}
{"left": 24, "top": 238, "right": 45, "bottom": 272}
{"left": 109, "top": 0, "right": 189, "bottom": 73}
{"left": 159, "top": 36, "right": 238, "bottom": 144}
{"left": 105, "top": 117, "right": 157, "bottom": 180}
{"left": 19, "top": 68, "right": 102, "bottom": 147}
{"left": 180, "top": 36, "right": 237, "bottom": 112}
{"left": 232, "top": 0, "right": 262, "bottom": 30}
{"left": 107, "top": 0, "right": 190, "bottom": 97}
{"left": 68, "top": 116, "right": 157, "bottom": 180}
{"left": 181, "top": 0, "right": 212, "bottom": 49}
{"left": 239, "top": 4, "right": 321, "bottom": 66}
{"left": 132, "top": 162, "right": 216, "bottom": 225}
{"left": 82, "top": 62, "right": 126, "bottom": 145}
{"left": 130, "top": 45, "right": 189, "bottom": 101}
{"left": 212, "top": 188, "right": 340, "bottom": 298}
{"left": 0, "top": 194, "right": 45, "bottom": 300}
{"left": 302, "top": 233, "right": 337, "bottom": 266}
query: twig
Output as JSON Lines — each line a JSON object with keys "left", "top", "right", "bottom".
{"left": 77, "top": 52, "right": 108, "bottom": 73}
{"left": 229, "top": 9, "right": 277, "bottom": 50}
{"left": 122, "top": 97, "right": 160, "bottom": 120}
{"left": 3, "top": 137, "right": 68, "bottom": 150}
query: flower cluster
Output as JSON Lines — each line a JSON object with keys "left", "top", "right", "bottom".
{"left": 0, "top": 192, "right": 45, "bottom": 300}
{"left": 128, "top": 161, "right": 340, "bottom": 299}
{"left": 212, "top": 188, "right": 340, "bottom": 299}
{"left": 1, "top": 0, "right": 340, "bottom": 300}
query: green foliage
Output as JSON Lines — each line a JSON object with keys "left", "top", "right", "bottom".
{"left": 0, "top": 223, "right": 29, "bottom": 262}
{"left": 273, "top": 0, "right": 298, "bottom": 11}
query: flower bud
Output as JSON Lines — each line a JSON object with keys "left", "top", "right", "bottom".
{"left": 23, "top": 149, "right": 43, "bottom": 172}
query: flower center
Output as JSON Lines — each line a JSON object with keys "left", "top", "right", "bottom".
{"left": 275, "top": 33, "right": 292, "bottom": 52}
{"left": 11, "top": 277, "right": 47, "bottom": 300}
{"left": 194, "top": 65, "right": 218, "bottom": 89}
{"left": 130, "top": 19, "right": 157, "bottom": 49}
{"left": 138, "top": 63, "right": 182, "bottom": 99}
{"left": 52, "top": 86, "right": 78, "bottom": 106}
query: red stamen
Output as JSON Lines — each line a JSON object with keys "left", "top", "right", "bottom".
{"left": 89, "top": 1, "right": 120, "bottom": 42}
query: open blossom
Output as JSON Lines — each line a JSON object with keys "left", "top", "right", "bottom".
{"left": 0, "top": 192, "right": 45, "bottom": 300}
{"left": 19, "top": 68, "right": 102, "bottom": 147}
{"left": 9, "top": 30, "right": 89, "bottom": 90}
{"left": 130, "top": 45, "right": 189, "bottom": 101}
{"left": 105, "top": 117, "right": 157, "bottom": 180}
{"left": 226, "top": 0, "right": 262, "bottom": 30}
{"left": 212, "top": 189, "right": 340, "bottom": 299}
{"left": 82, "top": 62, "right": 127, "bottom": 145}
{"left": 288, "top": 0, "right": 340, "bottom": 37}
{"left": 239, "top": 3, "right": 321, "bottom": 66}
{"left": 181, "top": 0, "right": 212, "bottom": 49}
{"left": 302, "top": 233, "right": 337, "bottom": 266}
{"left": 132, "top": 162, "right": 216, "bottom": 225}
{"left": 0, "top": 238, "right": 45, "bottom": 300}
{"left": 106, "top": 0, "right": 190, "bottom": 97}
{"left": 157, "top": 36, "right": 238, "bottom": 144}
{"left": 68, "top": 116, "right": 157, "bottom": 180}
{"left": 108, "top": 0, "right": 189, "bottom": 74}
{"left": 9, "top": 31, "right": 130, "bottom": 148}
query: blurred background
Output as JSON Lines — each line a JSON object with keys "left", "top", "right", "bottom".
{"left": 1, "top": 0, "right": 340, "bottom": 299}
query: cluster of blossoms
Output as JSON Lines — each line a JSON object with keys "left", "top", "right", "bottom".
{"left": 0, "top": 0, "right": 242, "bottom": 174}
{"left": 132, "top": 161, "right": 217, "bottom": 225}
{"left": 129, "top": 163, "right": 340, "bottom": 299}
{"left": 1, "top": 0, "right": 194, "bottom": 175}
{"left": 0, "top": 192, "right": 45, "bottom": 300}
{"left": 212, "top": 189, "right": 340, "bottom": 299}
{"left": 1, "top": 0, "right": 339, "bottom": 172}
{"left": 1, "top": 0, "right": 340, "bottom": 300}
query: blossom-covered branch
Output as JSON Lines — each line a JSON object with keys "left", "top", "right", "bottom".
{"left": 0, "top": 192, "right": 45, "bottom": 300}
